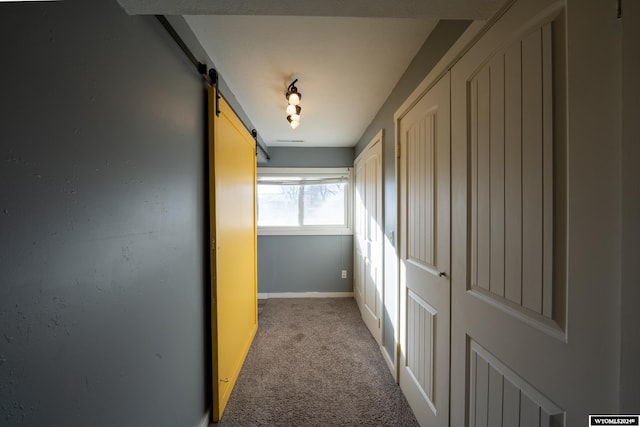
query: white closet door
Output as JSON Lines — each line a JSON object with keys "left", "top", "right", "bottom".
{"left": 354, "top": 131, "right": 383, "bottom": 344}
{"left": 398, "top": 73, "right": 451, "bottom": 427}
{"left": 451, "top": 2, "right": 566, "bottom": 423}
{"left": 450, "top": 0, "right": 619, "bottom": 424}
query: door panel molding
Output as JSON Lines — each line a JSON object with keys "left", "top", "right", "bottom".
{"left": 465, "top": 10, "right": 566, "bottom": 335}
{"left": 468, "top": 338, "right": 564, "bottom": 427}
{"left": 407, "top": 289, "right": 437, "bottom": 409}
{"left": 406, "top": 108, "right": 437, "bottom": 269}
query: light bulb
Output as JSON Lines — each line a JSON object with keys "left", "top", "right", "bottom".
{"left": 290, "top": 120, "right": 300, "bottom": 129}
{"left": 291, "top": 113, "right": 300, "bottom": 122}
{"left": 286, "top": 104, "right": 297, "bottom": 115}
{"left": 287, "top": 92, "right": 300, "bottom": 106}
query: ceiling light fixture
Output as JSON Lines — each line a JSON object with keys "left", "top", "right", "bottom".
{"left": 287, "top": 115, "right": 300, "bottom": 129}
{"left": 286, "top": 79, "right": 302, "bottom": 129}
{"left": 286, "top": 104, "right": 301, "bottom": 117}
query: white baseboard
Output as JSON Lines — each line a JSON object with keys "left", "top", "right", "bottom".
{"left": 258, "top": 292, "right": 354, "bottom": 299}
{"left": 197, "top": 410, "right": 210, "bottom": 427}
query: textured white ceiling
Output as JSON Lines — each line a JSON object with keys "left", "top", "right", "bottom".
{"left": 118, "top": 0, "right": 505, "bottom": 147}
{"left": 185, "top": 15, "right": 438, "bottom": 146}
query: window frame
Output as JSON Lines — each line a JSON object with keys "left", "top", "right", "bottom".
{"left": 256, "top": 167, "right": 353, "bottom": 236}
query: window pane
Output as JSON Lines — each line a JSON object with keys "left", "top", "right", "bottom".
{"left": 302, "top": 183, "right": 346, "bottom": 225}
{"left": 257, "top": 184, "right": 299, "bottom": 226}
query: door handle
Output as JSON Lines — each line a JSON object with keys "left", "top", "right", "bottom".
{"left": 438, "top": 271, "right": 447, "bottom": 278}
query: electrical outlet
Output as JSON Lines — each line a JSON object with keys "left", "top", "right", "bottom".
{"left": 341, "top": 270, "right": 348, "bottom": 279}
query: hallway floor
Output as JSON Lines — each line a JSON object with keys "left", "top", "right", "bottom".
{"left": 214, "top": 298, "right": 418, "bottom": 426}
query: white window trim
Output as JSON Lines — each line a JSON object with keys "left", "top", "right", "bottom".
{"left": 257, "top": 167, "right": 353, "bottom": 236}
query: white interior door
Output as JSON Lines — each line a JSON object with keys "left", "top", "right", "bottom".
{"left": 354, "top": 131, "right": 383, "bottom": 344}
{"left": 399, "top": 73, "right": 450, "bottom": 427}
{"left": 450, "top": 0, "right": 620, "bottom": 424}
{"left": 451, "top": 4, "right": 567, "bottom": 422}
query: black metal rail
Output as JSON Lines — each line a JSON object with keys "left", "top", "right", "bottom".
{"left": 155, "top": 15, "right": 270, "bottom": 160}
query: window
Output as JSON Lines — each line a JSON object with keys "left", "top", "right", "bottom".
{"left": 257, "top": 168, "right": 353, "bottom": 235}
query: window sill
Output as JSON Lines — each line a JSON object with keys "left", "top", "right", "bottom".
{"left": 258, "top": 227, "right": 353, "bottom": 236}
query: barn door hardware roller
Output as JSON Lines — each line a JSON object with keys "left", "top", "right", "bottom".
{"left": 209, "top": 68, "right": 220, "bottom": 117}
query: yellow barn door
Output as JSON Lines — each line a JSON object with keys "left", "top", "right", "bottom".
{"left": 208, "top": 89, "right": 258, "bottom": 421}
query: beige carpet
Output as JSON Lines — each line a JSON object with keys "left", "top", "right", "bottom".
{"left": 215, "top": 298, "right": 419, "bottom": 426}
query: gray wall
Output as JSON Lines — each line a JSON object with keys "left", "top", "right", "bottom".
{"left": 257, "top": 147, "right": 354, "bottom": 294}
{"left": 165, "top": 16, "right": 270, "bottom": 163}
{"left": 621, "top": 1, "right": 640, "bottom": 412}
{"left": 258, "top": 236, "right": 353, "bottom": 293}
{"left": 258, "top": 147, "right": 354, "bottom": 168}
{"left": 0, "top": 2, "right": 210, "bottom": 426}
{"left": 353, "top": 20, "right": 471, "bottom": 361}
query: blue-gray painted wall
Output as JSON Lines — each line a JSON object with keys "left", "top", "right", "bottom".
{"left": 621, "top": 2, "right": 640, "bottom": 410}
{"left": 0, "top": 2, "right": 225, "bottom": 426}
{"left": 0, "top": 5, "right": 471, "bottom": 425}
{"left": 259, "top": 147, "right": 354, "bottom": 168}
{"left": 258, "top": 236, "right": 353, "bottom": 293}
{"left": 354, "top": 20, "right": 471, "bottom": 362}
{"left": 257, "top": 147, "right": 354, "bottom": 294}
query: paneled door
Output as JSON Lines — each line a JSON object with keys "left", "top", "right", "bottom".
{"left": 354, "top": 131, "right": 383, "bottom": 344}
{"left": 208, "top": 90, "right": 258, "bottom": 421}
{"left": 450, "top": 0, "right": 597, "bottom": 424}
{"left": 398, "top": 73, "right": 450, "bottom": 427}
